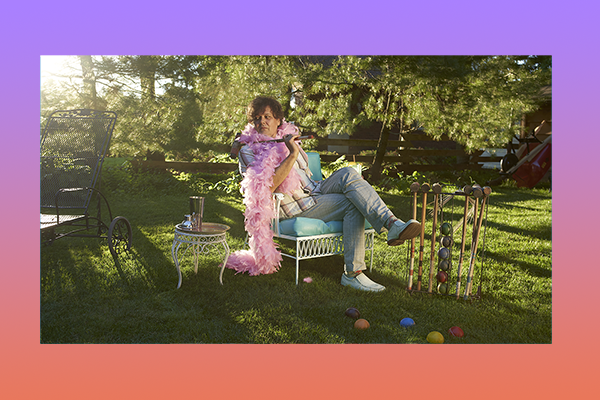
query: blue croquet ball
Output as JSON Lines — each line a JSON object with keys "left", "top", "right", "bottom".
{"left": 400, "top": 318, "right": 415, "bottom": 327}
{"left": 438, "top": 247, "right": 450, "bottom": 259}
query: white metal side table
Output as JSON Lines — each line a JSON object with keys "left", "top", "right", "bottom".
{"left": 172, "top": 222, "right": 230, "bottom": 288}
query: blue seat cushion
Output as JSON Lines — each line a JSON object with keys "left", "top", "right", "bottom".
{"left": 306, "top": 152, "right": 324, "bottom": 181}
{"left": 278, "top": 217, "right": 373, "bottom": 237}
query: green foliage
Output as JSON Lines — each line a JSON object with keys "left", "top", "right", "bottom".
{"left": 397, "top": 56, "right": 550, "bottom": 149}
{"left": 105, "top": 84, "right": 204, "bottom": 159}
{"left": 102, "top": 160, "right": 187, "bottom": 196}
{"left": 205, "top": 170, "right": 242, "bottom": 194}
{"left": 101, "top": 159, "right": 242, "bottom": 197}
{"left": 41, "top": 55, "right": 551, "bottom": 159}
{"left": 195, "top": 56, "right": 297, "bottom": 143}
{"left": 294, "top": 56, "right": 551, "bottom": 150}
{"left": 320, "top": 155, "right": 369, "bottom": 178}
{"left": 375, "top": 169, "right": 428, "bottom": 195}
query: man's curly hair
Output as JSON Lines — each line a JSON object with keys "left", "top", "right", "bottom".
{"left": 247, "top": 96, "right": 284, "bottom": 125}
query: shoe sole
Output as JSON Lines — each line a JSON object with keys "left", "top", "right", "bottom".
{"left": 341, "top": 276, "right": 385, "bottom": 292}
{"left": 341, "top": 283, "right": 385, "bottom": 292}
{"left": 387, "top": 221, "right": 421, "bottom": 246}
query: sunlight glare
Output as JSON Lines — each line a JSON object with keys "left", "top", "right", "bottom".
{"left": 40, "top": 56, "right": 76, "bottom": 83}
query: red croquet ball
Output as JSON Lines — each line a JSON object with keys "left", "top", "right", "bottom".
{"left": 345, "top": 307, "right": 360, "bottom": 319}
{"left": 354, "top": 318, "right": 370, "bottom": 330}
{"left": 437, "top": 270, "right": 448, "bottom": 283}
{"left": 449, "top": 326, "right": 465, "bottom": 338}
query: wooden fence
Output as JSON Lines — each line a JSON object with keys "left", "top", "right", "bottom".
{"left": 132, "top": 132, "right": 501, "bottom": 174}
{"left": 315, "top": 133, "right": 500, "bottom": 172}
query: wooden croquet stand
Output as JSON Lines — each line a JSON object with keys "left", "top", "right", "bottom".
{"left": 404, "top": 182, "right": 491, "bottom": 301}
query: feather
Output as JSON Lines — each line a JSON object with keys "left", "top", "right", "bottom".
{"left": 225, "top": 121, "right": 304, "bottom": 275}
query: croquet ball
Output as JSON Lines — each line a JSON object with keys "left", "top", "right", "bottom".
{"left": 354, "top": 318, "right": 370, "bottom": 330}
{"left": 438, "top": 247, "right": 450, "bottom": 259}
{"left": 345, "top": 307, "right": 360, "bottom": 319}
{"left": 440, "top": 223, "right": 452, "bottom": 235}
{"left": 449, "top": 326, "right": 465, "bottom": 338}
{"left": 438, "top": 259, "right": 450, "bottom": 271}
{"left": 427, "top": 331, "right": 444, "bottom": 344}
{"left": 400, "top": 317, "right": 415, "bottom": 327}
{"left": 437, "top": 270, "right": 448, "bottom": 283}
{"left": 440, "top": 236, "right": 453, "bottom": 248}
{"left": 438, "top": 283, "right": 448, "bottom": 294}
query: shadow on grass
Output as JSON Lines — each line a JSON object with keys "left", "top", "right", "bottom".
{"left": 482, "top": 249, "right": 551, "bottom": 279}
{"left": 485, "top": 218, "right": 551, "bottom": 239}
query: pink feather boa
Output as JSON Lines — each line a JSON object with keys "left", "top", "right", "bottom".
{"left": 224, "top": 121, "right": 304, "bottom": 276}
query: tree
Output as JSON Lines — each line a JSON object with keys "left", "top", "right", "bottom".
{"left": 91, "top": 56, "right": 207, "bottom": 158}
{"left": 41, "top": 55, "right": 551, "bottom": 168}
{"left": 288, "top": 56, "right": 551, "bottom": 180}
{"left": 194, "top": 56, "right": 297, "bottom": 146}
{"left": 79, "top": 55, "right": 99, "bottom": 109}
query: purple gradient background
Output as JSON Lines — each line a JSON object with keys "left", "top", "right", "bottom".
{"left": 1, "top": 1, "right": 595, "bottom": 398}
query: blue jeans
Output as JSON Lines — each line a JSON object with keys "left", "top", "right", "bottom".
{"left": 293, "top": 167, "right": 397, "bottom": 272}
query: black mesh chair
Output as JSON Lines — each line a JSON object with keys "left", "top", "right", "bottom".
{"left": 40, "top": 109, "right": 132, "bottom": 259}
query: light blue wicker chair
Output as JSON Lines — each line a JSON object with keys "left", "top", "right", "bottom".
{"left": 270, "top": 152, "right": 376, "bottom": 284}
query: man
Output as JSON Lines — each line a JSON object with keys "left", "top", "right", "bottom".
{"left": 237, "top": 96, "right": 421, "bottom": 292}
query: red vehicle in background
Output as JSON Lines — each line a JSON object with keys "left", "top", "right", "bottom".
{"left": 489, "top": 120, "right": 552, "bottom": 188}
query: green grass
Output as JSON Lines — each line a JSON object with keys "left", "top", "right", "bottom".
{"left": 40, "top": 167, "right": 552, "bottom": 344}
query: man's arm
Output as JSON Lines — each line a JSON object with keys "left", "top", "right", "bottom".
{"left": 270, "top": 134, "right": 300, "bottom": 192}
{"left": 238, "top": 133, "right": 301, "bottom": 192}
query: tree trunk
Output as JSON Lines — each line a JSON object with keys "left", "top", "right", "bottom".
{"left": 139, "top": 56, "right": 158, "bottom": 103}
{"left": 371, "top": 125, "right": 390, "bottom": 182}
{"left": 79, "top": 55, "right": 98, "bottom": 109}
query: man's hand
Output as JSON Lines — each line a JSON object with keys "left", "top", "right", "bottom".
{"left": 283, "top": 133, "right": 300, "bottom": 155}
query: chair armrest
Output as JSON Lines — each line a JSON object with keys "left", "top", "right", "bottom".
{"left": 271, "top": 193, "right": 285, "bottom": 236}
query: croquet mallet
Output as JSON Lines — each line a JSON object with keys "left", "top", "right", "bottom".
{"left": 463, "top": 185, "right": 488, "bottom": 300}
{"left": 427, "top": 183, "right": 442, "bottom": 293}
{"left": 455, "top": 185, "right": 472, "bottom": 299}
{"left": 416, "top": 183, "right": 430, "bottom": 291}
{"left": 408, "top": 182, "right": 420, "bottom": 290}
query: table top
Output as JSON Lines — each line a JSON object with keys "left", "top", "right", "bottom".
{"left": 175, "top": 222, "right": 230, "bottom": 234}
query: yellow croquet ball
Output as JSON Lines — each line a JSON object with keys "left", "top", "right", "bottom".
{"left": 427, "top": 331, "right": 444, "bottom": 343}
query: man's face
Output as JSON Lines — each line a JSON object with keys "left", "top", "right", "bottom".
{"left": 253, "top": 106, "right": 281, "bottom": 137}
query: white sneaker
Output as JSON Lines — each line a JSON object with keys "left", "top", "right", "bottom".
{"left": 387, "top": 219, "right": 421, "bottom": 246}
{"left": 341, "top": 272, "right": 385, "bottom": 292}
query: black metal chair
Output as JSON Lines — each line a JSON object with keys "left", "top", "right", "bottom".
{"left": 40, "top": 109, "right": 132, "bottom": 259}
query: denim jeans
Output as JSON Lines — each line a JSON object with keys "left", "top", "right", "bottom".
{"left": 293, "top": 167, "right": 398, "bottom": 272}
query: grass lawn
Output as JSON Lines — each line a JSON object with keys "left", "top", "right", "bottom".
{"left": 40, "top": 164, "right": 552, "bottom": 344}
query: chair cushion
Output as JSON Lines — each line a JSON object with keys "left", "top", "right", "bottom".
{"left": 278, "top": 217, "right": 373, "bottom": 237}
{"left": 306, "top": 152, "right": 323, "bottom": 181}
